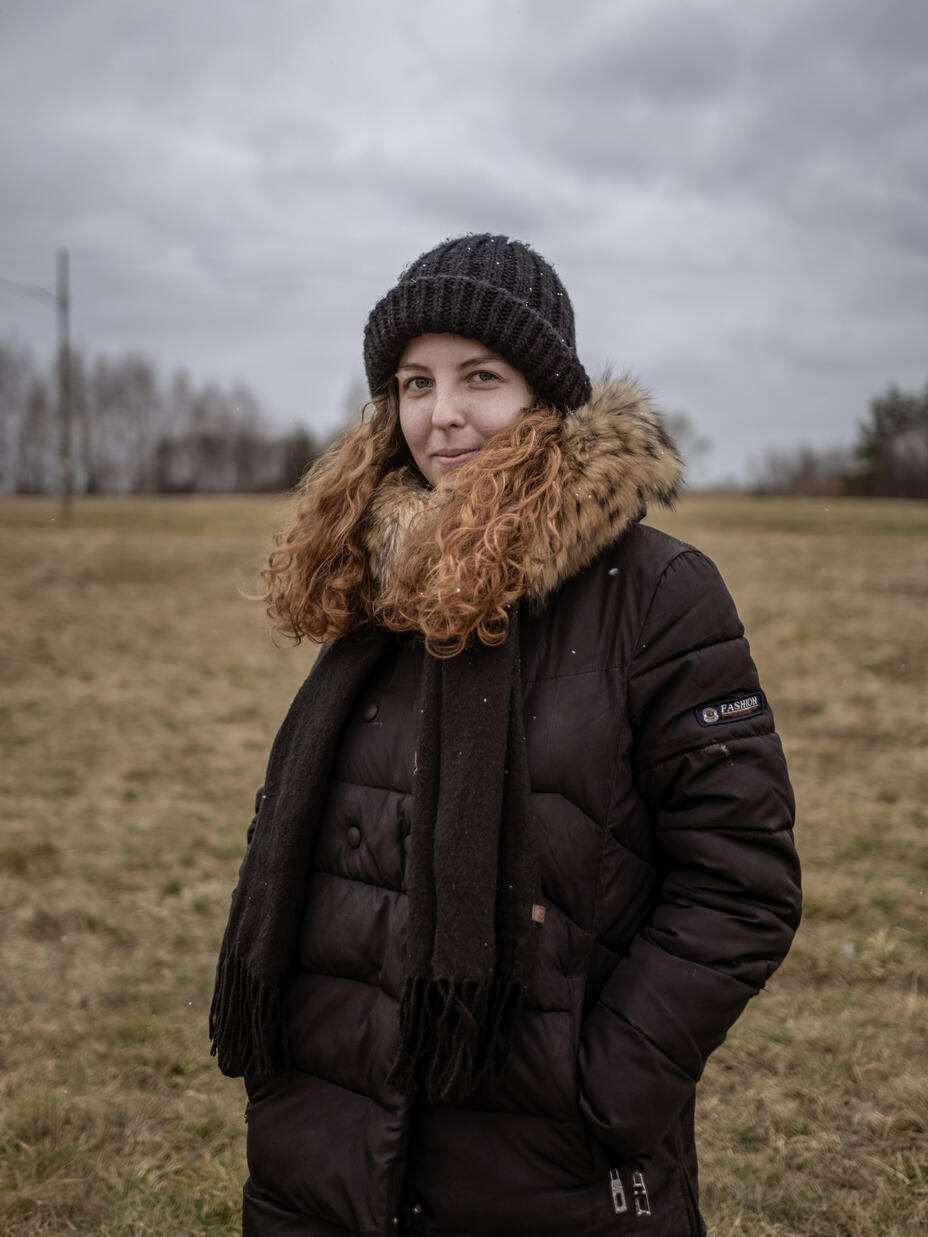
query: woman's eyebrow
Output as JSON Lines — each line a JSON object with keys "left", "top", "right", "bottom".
{"left": 397, "top": 351, "right": 502, "bottom": 374}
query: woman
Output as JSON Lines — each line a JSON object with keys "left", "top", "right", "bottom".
{"left": 211, "top": 234, "right": 801, "bottom": 1237}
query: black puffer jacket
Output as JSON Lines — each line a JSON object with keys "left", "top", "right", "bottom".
{"left": 234, "top": 382, "right": 801, "bottom": 1236}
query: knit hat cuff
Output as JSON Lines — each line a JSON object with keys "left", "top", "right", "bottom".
{"left": 364, "top": 273, "right": 592, "bottom": 411}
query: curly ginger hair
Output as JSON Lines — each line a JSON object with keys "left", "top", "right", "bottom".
{"left": 261, "top": 386, "right": 569, "bottom": 656}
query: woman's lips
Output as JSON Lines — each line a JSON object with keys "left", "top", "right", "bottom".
{"left": 431, "top": 448, "right": 479, "bottom": 468}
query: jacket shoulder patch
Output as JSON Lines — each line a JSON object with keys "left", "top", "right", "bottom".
{"left": 695, "top": 692, "right": 766, "bottom": 727}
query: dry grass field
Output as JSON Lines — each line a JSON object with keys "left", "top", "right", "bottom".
{"left": 1, "top": 492, "right": 926, "bottom": 1236}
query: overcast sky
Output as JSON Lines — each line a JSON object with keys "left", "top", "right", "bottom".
{"left": 2, "top": 0, "right": 925, "bottom": 482}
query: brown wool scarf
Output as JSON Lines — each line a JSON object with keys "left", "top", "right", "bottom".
{"left": 209, "top": 610, "right": 542, "bottom": 1104}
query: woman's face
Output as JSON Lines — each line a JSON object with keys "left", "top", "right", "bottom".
{"left": 396, "top": 333, "right": 533, "bottom": 486}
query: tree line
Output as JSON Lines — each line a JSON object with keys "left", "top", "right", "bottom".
{"left": 751, "top": 382, "right": 928, "bottom": 498}
{"left": 2, "top": 336, "right": 924, "bottom": 498}
{"left": 0, "top": 339, "right": 320, "bottom": 495}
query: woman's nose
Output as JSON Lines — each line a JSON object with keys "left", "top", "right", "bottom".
{"left": 431, "top": 385, "right": 466, "bottom": 427}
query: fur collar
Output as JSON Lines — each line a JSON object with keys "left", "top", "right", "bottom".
{"left": 365, "top": 377, "right": 682, "bottom": 599}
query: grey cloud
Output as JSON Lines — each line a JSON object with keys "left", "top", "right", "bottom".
{"left": 496, "top": 0, "right": 928, "bottom": 255}
{"left": 550, "top": 2, "right": 742, "bottom": 107}
{"left": 0, "top": 0, "right": 925, "bottom": 480}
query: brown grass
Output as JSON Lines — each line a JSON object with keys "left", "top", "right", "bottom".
{"left": 1, "top": 493, "right": 926, "bottom": 1235}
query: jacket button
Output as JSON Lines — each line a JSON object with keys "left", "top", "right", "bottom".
{"left": 346, "top": 826, "right": 361, "bottom": 848}
{"left": 412, "top": 1204, "right": 423, "bottom": 1216}
{"left": 362, "top": 701, "right": 379, "bottom": 721}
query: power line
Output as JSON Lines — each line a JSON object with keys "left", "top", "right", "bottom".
{"left": 0, "top": 272, "right": 59, "bottom": 308}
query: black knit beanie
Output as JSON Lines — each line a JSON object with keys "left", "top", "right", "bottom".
{"left": 364, "top": 234, "right": 592, "bottom": 412}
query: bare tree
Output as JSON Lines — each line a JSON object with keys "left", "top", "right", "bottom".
{"left": 16, "top": 376, "right": 54, "bottom": 493}
{"left": 70, "top": 349, "right": 100, "bottom": 494}
{"left": 0, "top": 341, "right": 37, "bottom": 493}
{"left": 749, "top": 444, "right": 854, "bottom": 496}
{"left": 122, "top": 355, "right": 160, "bottom": 492}
{"left": 664, "top": 411, "right": 710, "bottom": 476}
{"left": 1, "top": 336, "right": 323, "bottom": 494}
{"left": 277, "top": 427, "right": 319, "bottom": 490}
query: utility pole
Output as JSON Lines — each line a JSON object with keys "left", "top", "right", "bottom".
{"left": 57, "top": 248, "right": 73, "bottom": 521}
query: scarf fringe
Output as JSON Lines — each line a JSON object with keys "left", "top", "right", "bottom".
{"left": 390, "top": 976, "right": 526, "bottom": 1104}
{"left": 209, "top": 954, "right": 289, "bottom": 1079}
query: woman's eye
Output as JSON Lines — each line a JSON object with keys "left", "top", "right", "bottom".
{"left": 404, "top": 376, "right": 431, "bottom": 391}
{"left": 472, "top": 370, "right": 499, "bottom": 384}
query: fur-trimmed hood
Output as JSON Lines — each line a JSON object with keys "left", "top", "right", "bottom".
{"left": 365, "top": 377, "right": 683, "bottom": 600}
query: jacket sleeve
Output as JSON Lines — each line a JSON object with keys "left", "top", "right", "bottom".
{"left": 578, "top": 548, "right": 801, "bottom": 1159}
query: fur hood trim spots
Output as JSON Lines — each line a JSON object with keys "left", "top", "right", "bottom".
{"left": 365, "top": 377, "right": 683, "bottom": 602}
